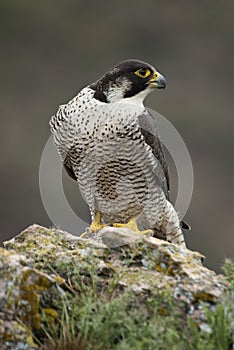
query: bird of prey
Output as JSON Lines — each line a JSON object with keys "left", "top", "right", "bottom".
{"left": 50, "top": 59, "right": 188, "bottom": 247}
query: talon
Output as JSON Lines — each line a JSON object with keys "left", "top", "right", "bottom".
{"left": 113, "top": 218, "right": 152, "bottom": 235}
{"left": 80, "top": 231, "right": 87, "bottom": 238}
{"left": 88, "top": 212, "right": 109, "bottom": 233}
{"left": 80, "top": 227, "right": 90, "bottom": 238}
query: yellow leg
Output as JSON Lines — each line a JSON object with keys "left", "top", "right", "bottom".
{"left": 113, "top": 218, "right": 152, "bottom": 234}
{"left": 80, "top": 212, "right": 108, "bottom": 237}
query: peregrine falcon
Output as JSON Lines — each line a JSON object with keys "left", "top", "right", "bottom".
{"left": 50, "top": 59, "right": 188, "bottom": 247}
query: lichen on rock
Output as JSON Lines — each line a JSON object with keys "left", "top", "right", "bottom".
{"left": 1, "top": 224, "right": 231, "bottom": 349}
{"left": 0, "top": 242, "right": 65, "bottom": 350}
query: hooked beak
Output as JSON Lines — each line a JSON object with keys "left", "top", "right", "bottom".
{"left": 148, "top": 72, "right": 166, "bottom": 89}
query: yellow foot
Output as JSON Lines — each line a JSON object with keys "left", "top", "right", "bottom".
{"left": 80, "top": 212, "right": 108, "bottom": 237}
{"left": 113, "top": 218, "right": 152, "bottom": 235}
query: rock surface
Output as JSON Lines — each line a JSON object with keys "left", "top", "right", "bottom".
{"left": 1, "top": 224, "right": 230, "bottom": 349}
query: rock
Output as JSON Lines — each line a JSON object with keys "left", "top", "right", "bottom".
{"left": 0, "top": 245, "right": 65, "bottom": 350}
{"left": 1, "top": 224, "right": 230, "bottom": 349}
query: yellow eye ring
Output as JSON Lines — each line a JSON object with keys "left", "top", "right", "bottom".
{"left": 134, "top": 68, "right": 151, "bottom": 79}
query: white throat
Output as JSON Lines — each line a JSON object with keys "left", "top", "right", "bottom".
{"left": 107, "top": 85, "right": 152, "bottom": 106}
{"left": 120, "top": 87, "right": 152, "bottom": 106}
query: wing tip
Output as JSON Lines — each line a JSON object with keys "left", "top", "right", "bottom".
{"left": 181, "top": 220, "right": 191, "bottom": 230}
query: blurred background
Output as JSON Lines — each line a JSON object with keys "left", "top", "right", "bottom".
{"left": 0, "top": 0, "right": 233, "bottom": 272}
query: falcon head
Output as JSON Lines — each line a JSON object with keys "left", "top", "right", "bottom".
{"left": 90, "top": 59, "right": 166, "bottom": 104}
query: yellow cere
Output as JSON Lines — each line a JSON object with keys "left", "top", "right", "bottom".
{"left": 152, "top": 72, "right": 159, "bottom": 79}
{"left": 134, "top": 68, "right": 151, "bottom": 78}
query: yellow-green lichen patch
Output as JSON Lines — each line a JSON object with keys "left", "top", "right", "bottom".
{"left": 0, "top": 245, "right": 67, "bottom": 348}
{"left": 16, "top": 268, "right": 65, "bottom": 330}
{"left": 42, "top": 308, "right": 58, "bottom": 325}
{"left": 4, "top": 224, "right": 83, "bottom": 257}
{"left": 0, "top": 318, "right": 38, "bottom": 349}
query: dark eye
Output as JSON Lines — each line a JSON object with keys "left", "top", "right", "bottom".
{"left": 134, "top": 68, "right": 151, "bottom": 78}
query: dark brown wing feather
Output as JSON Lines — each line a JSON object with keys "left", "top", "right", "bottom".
{"left": 138, "top": 109, "right": 190, "bottom": 230}
{"left": 138, "top": 109, "right": 170, "bottom": 199}
{"left": 63, "top": 154, "right": 77, "bottom": 181}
